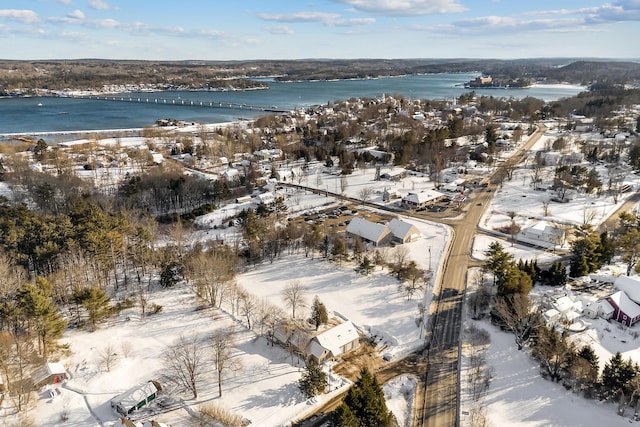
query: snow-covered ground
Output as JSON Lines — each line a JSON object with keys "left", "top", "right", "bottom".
{"left": 11, "top": 121, "right": 640, "bottom": 426}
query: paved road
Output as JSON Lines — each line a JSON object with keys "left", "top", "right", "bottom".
{"left": 414, "top": 124, "right": 547, "bottom": 427}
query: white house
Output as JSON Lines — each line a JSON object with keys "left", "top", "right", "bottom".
{"left": 307, "top": 321, "right": 360, "bottom": 363}
{"left": 519, "top": 221, "right": 565, "bottom": 248}
{"left": 346, "top": 217, "right": 392, "bottom": 247}
{"left": 388, "top": 218, "right": 421, "bottom": 244}
{"left": 583, "top": 299, "right": 615, "bottom": 320}
{"left": 400, "top": 190, "right": 445, "bottom": 209}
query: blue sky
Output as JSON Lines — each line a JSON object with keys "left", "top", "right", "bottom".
{"left": 1, "top": 0, "right": 638, "bottom": 60}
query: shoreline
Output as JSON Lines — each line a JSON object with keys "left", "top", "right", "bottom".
{"left": 0, "top": 120, "right": 243, "bottom": 142}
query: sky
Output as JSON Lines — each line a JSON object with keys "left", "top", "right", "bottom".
{"left": 1, "top": 0, "right": 639, "bottom": 60}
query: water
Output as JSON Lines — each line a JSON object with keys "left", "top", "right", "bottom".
{"left": 0, "top": 73, "right": 585, "bottom": 135}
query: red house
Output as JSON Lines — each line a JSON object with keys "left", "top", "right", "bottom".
{"left": 604, "top": 290, "right": 640, "bottom": 327}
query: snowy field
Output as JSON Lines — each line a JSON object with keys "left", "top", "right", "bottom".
{"left": 25, "top": 187, "right": 448, "bottom": 427}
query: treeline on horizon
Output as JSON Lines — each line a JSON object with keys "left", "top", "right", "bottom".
{"left": 1, "top": 58, "right": 640, "bottom": 93}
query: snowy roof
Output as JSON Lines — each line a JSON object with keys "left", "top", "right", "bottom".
{"left": 388, "top": 218, "right": 420, "bottom": 241}
{"left": 33, "top": 362, "right": 67, "bottom": 385}
{"left": 554, "top": 296, "right": 575, "bottom": 313}
{"left": 402, "top": 190, "right": 444, "bottom": 204}
{"left": 111, "top": 381, "right": 159, "bottom": 411}
{"left": 527, "top": 221, "right": 564, "bottom": 237}
{"left": 614, "top": 275, "right": 640, "bottom": 304}
{"left": 608, "top": 290, "right": 640, "bottom": 319}
{"left": 307, "top": 321, "right": 359, "bottom": 360}
{"left": 346, "top": 217, "right": 391, "bottom": 243}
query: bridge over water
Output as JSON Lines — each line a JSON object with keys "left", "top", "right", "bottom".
{"left": 75, "top": 94, "right": 290, "bottom": 114}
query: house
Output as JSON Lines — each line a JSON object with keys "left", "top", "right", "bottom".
{"left": 273, "top": 322, "right": 310, "bottom": 357}
{"left": 345, "top": 217, "right": 392, "bottom": 247}
{"left": 388, "top": 218, "right": 421, "bottom": 244}
{"left": 604, "top": 290, "right": 640, "bottom": 327}
{"left": 400, "top": 190, "right": 445, "bottom": 209}
{"left": 307, "top": 321, "right": 360, "bottom": 363}
{"left": 613, "top": 275, "right": 640, "bottom": 304}
{"left": 519, "top": 221, "right": 565, "bottom": 248}
{"left": 111, "top": 381, "right": 161, "bottom": 417}
{"left": 32, "top": 362, "right": 69, "bottom": 389}
{"left": 583, "top": 299, "right": 615, "bottom": 320}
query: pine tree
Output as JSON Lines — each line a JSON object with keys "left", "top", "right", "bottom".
{"left": 333, "top": 403, "right": 359, "bottom": 427}
{"left": 310, "top": 296, "right": 329, "bottom": 330}
{"left": 342, "top": 368, "right": 394, "bottom": 427}
{"left": 298, "top": 360, "right": 327, "bottom": 399}
{"left": 602, "top": 352, "right": 637, "bottom": 397}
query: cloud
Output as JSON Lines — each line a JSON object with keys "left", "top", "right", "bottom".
{"left": 258, "top": 11, "right": 341, "bottom": 24}
{"left": 88, "top": 0, "right": 117, "bottom": 11}
{"left": 67, "top": 9, "right": 85, "bottom": 20}
{"left": 0, "top": 9, "right": 39, "bottom": 24}
{"left": 56, "top": 0, "right": 73, "bottom": 4}
{"left": 258, "top": 11, "right": 374, "bottom": 27}
{"left": 264, "top": 25, "right": 294, "bottom": 35}
{"left": 332, "top": 0, "right": 467, "bottom": 16}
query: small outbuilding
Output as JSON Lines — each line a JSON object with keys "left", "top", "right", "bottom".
{"left": 111, "top": 380, "right": 161, "bottom": 417}
{"left": 33, "top": 362, "right": 69, "bottom": 389}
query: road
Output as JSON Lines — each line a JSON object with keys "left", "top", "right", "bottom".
{"left": 414, "top": 124, "right": 547, "bottom": 427}
{"left": 289, "top": 125, "right": 549, "bottom": 427}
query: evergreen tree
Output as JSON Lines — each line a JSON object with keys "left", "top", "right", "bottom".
{"left": 358, "top": 256, "right": 374, "bottom": 276}
{"left": 298, "top": 360, "right": 328, "bottom": 398}
{"left": 310, "top": 296, "right": 329, "bottom": 330}
{"left": 342, "top": 368, "right": 394, "bottom": 427}
{"left": 17, "top": 281, "right": 66, "bottom": 357}
{"left": 333, "top": 403, "right": 359, "bottom": 427}
{"left": 498, "top": 265, "right": 533, "bottom": 296}
{"left": 485, "top": 241, "right": 514, "bottom": 286}
{"left": 602, "top": 352, "right": 637, "bottom": 397}
{"left": 73, "top": 287, "right": 111, "bottom": 329}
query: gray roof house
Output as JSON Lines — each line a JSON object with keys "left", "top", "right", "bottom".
{"left": 388, "top": 218, "right": 421, "bottom": 243}
{"left": 307, "top": 321, "right": 360, "bottom": 363}
{"left": 346, "top": 217, "right": 392, "bottom": 247}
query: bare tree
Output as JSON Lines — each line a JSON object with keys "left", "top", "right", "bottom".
{"left": 164, "top": 334, "right": 208, "bottom": 399}
{"left": 211, "top": 328, "right": 236, "bottom": 397}
{"left": 340, "top": 176, "right": 349, "bottom": 194}
{"left": 357, "top": 186, "right": 374, "bottom": 203}
{"left": 100, "top": 343, "right": 119, "bottom": 372}
{"left": 493, "top": 293, "right": 542, "bottom": 350}
{"left": 282, "top": 280, "right": 306, "bottom": 319}
{"left": 240, "top": 291, "right": 258, "bottom": 330}
{"left": 0, "top": 333, "right": 36, "bottom": 412}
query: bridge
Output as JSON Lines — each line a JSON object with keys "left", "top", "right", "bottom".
{"left": 74, "top": 94, "right": 290, "bottom": 113}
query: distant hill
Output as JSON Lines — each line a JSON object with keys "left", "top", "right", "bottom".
{"left": 0, "top": 58, "right": 638, "bottom": 93}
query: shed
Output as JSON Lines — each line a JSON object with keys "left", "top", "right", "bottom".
{"left": 33, "top": 362, "right": 69, "bottom": 389}
{"left": 388, "top": 218, "right": 421, "bottom": 244}
{"left": 346, "top": 217, "right": 392, "bottom": 247}
{"left": 605, "top": 290, "right": 640, "bottom": 327}
{"left": 111, "top": 381, "right": 161, "bottom": 417}
{"left": 307, "top": 321, "right": 360, "bottom": 363}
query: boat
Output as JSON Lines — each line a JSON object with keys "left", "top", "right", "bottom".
{"left": 37, "top": 103, "right": 43, "bottom": 107}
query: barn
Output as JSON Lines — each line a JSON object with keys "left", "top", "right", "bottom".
{"left": 604, "top": 290, "right": 640, "bottom": 327}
